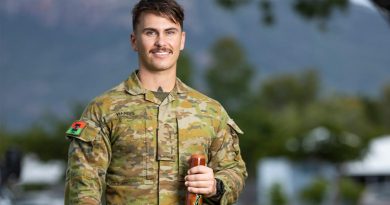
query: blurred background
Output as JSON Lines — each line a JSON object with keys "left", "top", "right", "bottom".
{"left": 1, "top": 0, "right": 389, "bottom": 204}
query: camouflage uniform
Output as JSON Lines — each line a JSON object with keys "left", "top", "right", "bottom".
{"left": 65, "top": 71, "right": 247, "bottom": 205}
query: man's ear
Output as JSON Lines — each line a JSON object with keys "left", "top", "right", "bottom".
{"left": 130, "top": 33, "right": 138, "bottom": 51}
{"left": 180, "top": 31, "right": 186, "bottom": 51}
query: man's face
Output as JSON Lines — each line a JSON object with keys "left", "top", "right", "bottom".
{"left": 131, "top": 12, "right": 185, "bottom": 73}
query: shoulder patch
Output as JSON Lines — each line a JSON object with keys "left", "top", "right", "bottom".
{"left": 65, "top": 121, "right": 87, "bottom": 136}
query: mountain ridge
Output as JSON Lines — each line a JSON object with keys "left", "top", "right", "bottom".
{"left": 1, "top": 0, "right": 389, "bottom": 129}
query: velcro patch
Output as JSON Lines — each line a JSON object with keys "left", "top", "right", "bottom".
{"left": 66, "top": 121, "right": 87, "bottom": 136}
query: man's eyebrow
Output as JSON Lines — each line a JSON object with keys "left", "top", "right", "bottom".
{"left": 142, "top": 27, "right": 158, "bottom": 32}
{"left": 165, "top": 27, "right": 179, "bottom": 31}
{"left": 142, "top": 27, "right": 180, "bottom": 32}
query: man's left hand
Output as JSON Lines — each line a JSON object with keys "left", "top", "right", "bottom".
{"left": 185, "top": 165, "right": 216, "bottom": 198}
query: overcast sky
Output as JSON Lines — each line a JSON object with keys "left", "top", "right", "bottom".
{"left": 0, "top": 0, "right": 376, "bottom": 29}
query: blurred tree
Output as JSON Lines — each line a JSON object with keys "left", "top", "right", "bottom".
{"left": 215, "top": 0, "right": 252, "bottom": 10}
{"left": 0, "top": 103, "right": 85, "bottom": 162}
{"left": 205, "top": 36, "right": 255, "bottom": 111}
{"left": 177, "top": 51, "right": 194, "bottom": 86}
{"left": 235, "top": 68, "right": 388, "bottom": 176}
{"left": 288, "top": 96, "right": 374, "bottom": 162}
{"left": 259, "top": 0, "right": 274, "bottom": 25}
{"left": 299, "top": 177, "right": 328, "bottom": 205}
{"left": 292, "top": 0, "right": 348, "bottom": 20}
{"left": 269, "top": 183, "right": 288, "bottom": 205}
{"left": 380, "top": 84, "right": 390, "bottom": 132}
{"left": 204, "top": 36, "right": 259, "bottom": 172}
{"left": 260, "top": 69, "right": 319, "bottom": 110}
{"left": 247, "top": 68, "right": 379, "bottom": 163}
{"left": 214, "top": 0, "right": 350, "bottom": 27}
{"left": 234, "top": 70, "right": 322, "bottom": 173}
{"left": 339, "top": 178, "right": 364, "bottom": 205}
{"left": 0, "top": 130, "right": 11, "bottom": 157}
{"left": 235, "top": 102, "right": 275, "bottom": 173}
{"left": 361, "top": 96, "right": 382, "bottom": 129}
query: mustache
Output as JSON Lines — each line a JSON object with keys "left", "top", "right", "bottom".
{"left": 150, "top": 47, "right": 172, "bottom": 53}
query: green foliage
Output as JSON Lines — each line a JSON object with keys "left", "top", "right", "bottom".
{"left": 1, "top": 127, "right": 68, "bottom": 161}
{"left": 269, "top": 183, "right": 288, "bottom": 205}
{"left": 215, "top": 0, "right": 350, "bottom": 28}
{"left": 339, "top": 178, "right": 364, "bottom": 205}
{"left": 260, "top": 70, "right": 319, "bottom": 110}
{"left": 203, "top": 37, "right": 388, "bottom": 174}
{"left": 0, "top": 130, "right": 11, "bottom": 157}
{"left": 259, "top": 0, "right": 274, "bottom": 25}
{"left": 234, "top": 103, "right": 275, "bottom": 172}
{"left": 215, "top": 0, "right": 252, "bottom": 10}
{"left": 204, "top": 36, "right": 257, "bottom": 171}
{"left": 1, "top": 133, "right": 20, "bottom": 159}
{"left": 236, "top": 70, "right": 324, "bottom": 168}
{"left": 293, "top": 0, "right": 348, "bottom": 20}
{"left": 235, "top": 69, "right": 384, "bottom": 167}
{"left": 300, "top": 177, "right": 328, "bottom": 205}
{"left": 285, "top": 96, "right": 376, "bottom": 163}
{"left": 177, "top": 51, "right": 194, "bottom": 86}
{"left": 22, "top": 183, "right": 51, "bottom": 191}
{"left": 380, "top": 84, "right": 390, "bottom": 132}
{"left": 0, "top": 103, "right": 85, "bottom": 161}
{"left": 206, "top": 36, "right": 254, "bottom": 111}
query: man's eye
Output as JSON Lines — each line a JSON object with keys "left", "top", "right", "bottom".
{"left": 166, "top": 30, "right": 176, "bottom": 35}
{"left": 146, "top": 31, "right": 156, "bottom": 36}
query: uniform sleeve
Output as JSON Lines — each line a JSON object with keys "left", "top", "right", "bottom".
{"left": 207, "top": 114, "right": 248, "bottom": 205}
{"left": 64, "top": 105, "right": 112, "bottom": 205}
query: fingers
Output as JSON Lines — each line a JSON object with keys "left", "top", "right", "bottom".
{"left": 185, "top": 179, "right": 216, "bottom": 195}
{"left": 187, "top": 186, "right": 215, "bottom": 196}
{"left": 185, "top": 178, "right": 214, "bottom": 188}
{"left": 187, "top": 165, "right": 212, "bottom": 175}
{"left": 185, "top": 173, "right": 211, "bottom": 181}
{"left": 185, "top": 166, "right": 216, "bottom": 196}
{"left": 186, "top": 166, "right": 213, "bottom": 182}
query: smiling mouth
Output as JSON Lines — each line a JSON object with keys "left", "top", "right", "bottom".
{"left": 150, "top": 48, "right": 172, "bottom": 56}
{"left": 153, "top": 51, "right": 170, "bottom": 55}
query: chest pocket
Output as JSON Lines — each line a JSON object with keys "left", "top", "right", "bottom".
{"left": 106, "top": 109, "right": 149, "bottom": 185}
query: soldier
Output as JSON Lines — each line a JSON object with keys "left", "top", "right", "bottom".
{"left": 64, "top": 0, "right": 247, "bottom": 204}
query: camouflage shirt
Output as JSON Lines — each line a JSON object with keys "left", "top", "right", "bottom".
{"left": 65, "top": 71, "right": 248, "bottom": 205}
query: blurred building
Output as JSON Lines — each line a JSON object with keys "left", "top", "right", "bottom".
{"left": 257, "top": 158, "right": 337, "bottom": 205}
{"left": 257, "top": 135, "right": 390, "bottom": 205}
{"left": 19, "top": 154, "right": 65, "bottom": 185}
{"left": 0, "top": 154, "right": 64, "bottom": 205}
{"left": 344, "top": 136, "right": 390, "bottom": 205}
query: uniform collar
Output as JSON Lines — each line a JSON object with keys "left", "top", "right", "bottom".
{"left": 124, "top": 70, "right": 189, "bottom": 96}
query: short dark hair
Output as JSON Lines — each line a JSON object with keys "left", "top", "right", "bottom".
{"left": 132, "top": 0, "right": 185, "bottom": 31}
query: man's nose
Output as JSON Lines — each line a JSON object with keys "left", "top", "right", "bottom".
{"left": 155, "top": 35, "right": 167, "bottom": 47}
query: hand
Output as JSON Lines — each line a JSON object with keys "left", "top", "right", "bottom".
{"left": 185, "top": 165, "right": 217, "bottom": 198}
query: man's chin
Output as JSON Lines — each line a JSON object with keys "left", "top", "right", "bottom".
{"left": 147, "top": 65, "right": 174, "bottom": 72}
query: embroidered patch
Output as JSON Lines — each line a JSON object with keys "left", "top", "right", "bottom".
{"left": 65, "top": 121, "right": 87, "bottom": 136}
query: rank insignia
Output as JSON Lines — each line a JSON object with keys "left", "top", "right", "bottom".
{"left": 66, "top": 121, "right": 87, "bottom": 136}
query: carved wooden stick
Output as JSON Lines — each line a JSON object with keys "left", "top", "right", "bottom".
{"left": 186, "top": 154, "right": 206, "bottom": 205}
